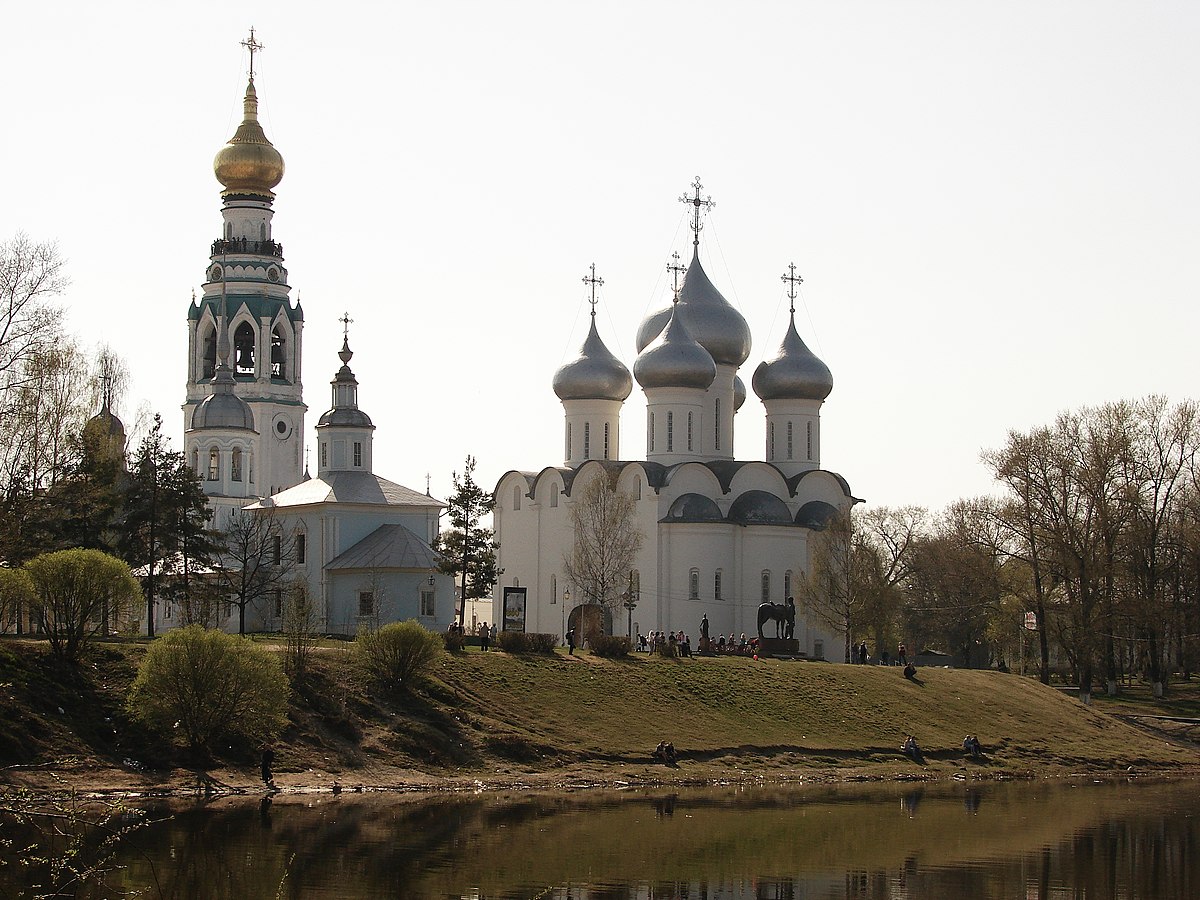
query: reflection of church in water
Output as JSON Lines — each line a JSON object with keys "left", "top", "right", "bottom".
{"left": 494, "top": 181, "right": 856, "bottom": 658}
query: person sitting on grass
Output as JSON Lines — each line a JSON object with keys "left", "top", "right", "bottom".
{"left": 904, "top": 662, "right": 918, "bottom": 681}
{"left": 653, "top": 741, "right": 677, "bottom": 763}
{"left": 900, "top": 735, "right": 922, "bottom": 762}
{"left": 963, "top": 735, "right": 984, "bottom": 759}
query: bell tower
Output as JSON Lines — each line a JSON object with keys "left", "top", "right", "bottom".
{"left": 185, "top": 29, "right": 307, "bottom": 503}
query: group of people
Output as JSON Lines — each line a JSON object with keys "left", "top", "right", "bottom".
{"left": 640, "top": 630, "right": 693, "bottom": 657}
{"left": 712, "top": 632, "right": 757, "bottom": 656}
{"left": 856, "top": 640, "right": 910, "bottom": 666}
{"left": 477, "top": 621, "right": 497, "bottom": 651}
{"left": 898, "top": 734, "right": 987, "bottom": 763}
{"left": 652, "top": 740, "right": 677, "bottom": 763}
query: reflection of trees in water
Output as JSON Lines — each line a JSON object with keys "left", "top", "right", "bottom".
{"left": 73, "top": 783, "right": 1200, "bottom": 899}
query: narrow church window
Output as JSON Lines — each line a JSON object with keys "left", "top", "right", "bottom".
{"left": 687, "top": 412, "right": 693, "bottom": 451}
{"left": 631, "top": 570, "right": 640, "bottom": 595}
{"left": 231, "top": 447, "right": 243, "bottom": 482}
{"left": 567, "top": 423, "right": 572, "bottom": 459}
{"left": 272, "top": 535, "right": 282, "bottom": 565}
{"left": 234, "top": 322, "right": 256, "bottom": 375}
{"left": 667, "top": 411, "right": 674, "bottom": 452}
{"left": 271, "top": 327, "right": 286, "bottom": 379}
{"left": 550, "top": 574, "right": 557, "bottom": 604}
{"left": 201, "top": 328, "right": 216, "bottom": 380}
{"left": 208, "top": 448, "right": 219, "bottom": 481}
{"left": 715, "top": 569, "right": 723, "bottom": 601}
{"left": 584, "top": 422, "right": 590, "bottom": 460}
{"left": 714, "top": 399, "right": 721, "bottom": 450}
{"left": 192, "top": 448, "right": 199, "bottom": 473}
{"left": 787, "top": 422, "right": 794, "bottom": 460}
{"left": 296, "top": 533, "right": 306, "bottom": 564}
{"left": 513, "top": 486, "right": 521, "bottom": 510}
{"left": 358, "top": 591, "right": 374, "bottom": 617}
{"left": 761, "top": 571, "right": 771, "bottom": 602}
{"left": 353, "top": 442, "right": 362, "bottom": 467}
{"left": 420, "top": 588, "right": 435, "bottom": 617}
{"left": 225, "top": 221, "right": 233, "bottom": 240}
{"left": 260, "top": 222, "right": 267, "bottom": 241}
{"left": 603, "top": 423, "right": 610, "bottom": 459}
{"left": 648, "top": 413, "right": 654, "bottom": 452}
{"left": 320, "top": 443, "right": 327, "bottom": 468}
{"left": 770, "top": 422, "right": 775, "bottom": 459}
{"left": 273, "top": 589, "right": 283, "bottom": 618}
{"left": 784, "top": 570, "right": 793, "bottom": 599}
{"left": 689, "top": 568, "right": 700, "bottom": 600}
{"left": 550, "top": 485, "right": 559, "bottom": 508}
{"left": 247, "top": 452, "right": 253, "bottom": 483}
{"left": 807, "top": 422, "right": 813, "bottom": 460}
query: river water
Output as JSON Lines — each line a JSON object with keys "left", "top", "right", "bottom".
{"left": 4, "top": 778, "right": 1199, "bottom": 898}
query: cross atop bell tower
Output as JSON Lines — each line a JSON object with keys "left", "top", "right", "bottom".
{"left": 582, "top": 263, "right": 603, "bottom": 318}
{"left": 241, "top": 27, "right": 263, "bottom": 80}
{"left": 781, "top": 263, "right": 803, "bottom": 316}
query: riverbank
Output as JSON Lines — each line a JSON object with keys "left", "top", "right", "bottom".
{"left": 2, "top": 638, "right": 1197, "bottom": 798}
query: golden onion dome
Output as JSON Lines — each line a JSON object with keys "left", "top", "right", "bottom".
{"left": 213, "top": 79, "right": 284, "bottom": 197}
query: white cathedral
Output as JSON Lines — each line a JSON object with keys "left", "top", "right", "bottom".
{"left": 492, "top": 183, "right": 857, "bottom": 659}
{"left": 175, "top": 39, "right": 453, "bottom": 635}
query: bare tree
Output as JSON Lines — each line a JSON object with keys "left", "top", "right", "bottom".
{"left": 799, "top": 509, "right": 877, "bottom": 663}
{"left": 562, "top": 473, "right": 643, "bottom": 646}
{"left": 283, "top": 576, "right": 319, "bottom": 677}
{"left": 214, "top": 508, "right": 295, "bottom": 634}
{"left": 0, "top": 233, "right": 67, "bottom": 397}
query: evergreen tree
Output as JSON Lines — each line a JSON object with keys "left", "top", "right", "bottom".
{"left": 120, "top": 415, "right": 213, "bottom": 636}
{"left": 436, "top": 456, "right": 500, "bottom": 626}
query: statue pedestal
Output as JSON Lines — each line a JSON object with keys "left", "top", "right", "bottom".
{"left": 758, "top": 638, "right": 801, "bottom": 656}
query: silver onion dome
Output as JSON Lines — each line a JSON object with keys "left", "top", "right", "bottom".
{"left": 553, "top": 319, "right": 633, "bottom": 401}
{"left": 752, "top": 314, "right": 833, "bottom": 401}
{"left": 635, "top": 248, "right": 752, "bottom": 367}
{"left": 192, "top": 367, "right": 255, "bottom": 430}
{"left": 734, "top": 374, "right": 747, "bottom": 411}
{"left": 634, "top": 304, "right": 717, "bottom": 390}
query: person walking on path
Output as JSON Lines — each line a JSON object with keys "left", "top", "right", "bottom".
{"left": 898, "top": 642, "right": 908, "bottom": 666}
{"left": 480, "top": 622, "right": 490, "bottom": 652}
{"left": 857, "top": 641, "right": 869, "bottom": 665}
{"left": 566, "top": 628, "right": 575, "bottom": 655}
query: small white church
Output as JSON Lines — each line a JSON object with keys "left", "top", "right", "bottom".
{"left": 492, "top": 182, "right": 857, "bottom": 659}
{"left": 171, "top": 37, "right": 454, "bottom": 635}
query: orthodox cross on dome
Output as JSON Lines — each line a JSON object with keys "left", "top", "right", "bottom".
{"left": 425, "top": 472, "right": 431, "bottom": 496}
{"left": 241, "top": 27, "right": 264, "bottom": 80}
{"left": 679, "top": 176, "right": 715, "bottom": 248}
{"left": 338, "top": 311, "right": 354, "bottom": 338}
{"left": 667, "top": 251, "right": 686, "bottom": 302}
{"left": 582, "top": 263, "right": 603, "bottom": 318}
{"left": 99, "top": 373, "right": 112, "bottom": 409}
{"left": 781, "top": 262, "right": 803, "bottom": 316}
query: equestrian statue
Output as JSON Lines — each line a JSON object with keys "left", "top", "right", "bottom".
{"left": 757, "top": 596, "right": 796, "bottom": 640}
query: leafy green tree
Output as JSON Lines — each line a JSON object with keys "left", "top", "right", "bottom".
{"left": 120, "top": 415, "right": 213, "bottom": 636}
{"left": 22, "top": 549, "right": 140, "bottom": 661}
{"left": 436, "top": 455, "right": 500, "bottom": 625}
{"left": 126, "top": 625, "right": 290, "bottom": 758}
{"left": 0, "top": 566, "right": 33, "bottom": 632}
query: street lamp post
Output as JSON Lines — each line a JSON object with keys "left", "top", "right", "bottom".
{"left": 563, "top": 587, "right": 571, "bottom": 646}
{"left": 622, "top": 572, "right": 639, "bottom": 639}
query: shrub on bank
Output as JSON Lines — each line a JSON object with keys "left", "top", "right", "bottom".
{"left": 591, "top": 635, "right": 631, "bottom": 658}
{"left": 126, "top": 625, "right": 289, "bottom": 756}
{"left": 355, "top": 621, "right": 443, "bottom": 690}
{"left": 495, "top": 631, "right": 558, "bottom": 653}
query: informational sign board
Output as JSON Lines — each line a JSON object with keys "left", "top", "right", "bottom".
{"left": 1024, "top": 611, "right": 1038, "bottom": 630}
{"left": 503, "top": 587, "right": 527, "bottom": 633}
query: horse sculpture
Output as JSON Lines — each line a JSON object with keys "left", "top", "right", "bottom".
{"left": 757, "top": 597, "right": 796, "bottom": 640}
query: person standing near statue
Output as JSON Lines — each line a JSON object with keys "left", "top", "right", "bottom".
{"left": 566, "top": 627, "right": 575, "bottom": 655}
{"left": 784, "top": 597, "right": 796, "bottom": 641}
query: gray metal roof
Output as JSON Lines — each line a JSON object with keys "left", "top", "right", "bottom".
{"left": 634, "top": 303, "right": 717, "bottom": 390}
{"left": 635, "top": 249, "right": 752, "bottom": 367}
{"left": 250, "top": 471, "right": 443, "bottom": 509}
{"left": 752, "top": 314, "right": 833, "bottom": 401}
{"left": 326, "top": 523, "right": 442, "bottom": 571}
{"left": 553, "top": 318, "right": 632, "bottom": 401}
{"left": 727, "top": 489, "right": 794, "bottom": 525}
{"left": 663, "top": 492, "right": 724, "bottom": 523}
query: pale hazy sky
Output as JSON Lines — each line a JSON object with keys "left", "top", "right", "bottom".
{"left": 4, "top": 2, "right": 1197, "bottom": 510}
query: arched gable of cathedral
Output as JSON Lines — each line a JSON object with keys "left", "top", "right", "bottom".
{"left": 790, "top": 469, "right": 857, "bottom": 507}
{"left": 725, "top": 461, "right": 790, "bottom": 498}
{"left": 660, "top": 462, "right": 724, "bottom": 498}
{"left": 530, "top": 466, "right": 572, "bottom": 504}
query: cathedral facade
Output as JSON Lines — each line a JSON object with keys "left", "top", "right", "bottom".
{"left": 493, "top": 184, "right": 856, "bottom": 658}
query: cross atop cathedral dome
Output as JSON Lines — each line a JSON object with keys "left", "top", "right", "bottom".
{"left": 213, "top": 68, "right": 284, "bottom": 198}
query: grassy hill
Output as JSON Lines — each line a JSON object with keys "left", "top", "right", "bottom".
{"left": 1, "top": 638, "right": 1195, "bottom": 794}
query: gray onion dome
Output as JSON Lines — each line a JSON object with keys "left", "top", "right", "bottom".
{"left": 752, "top": 314, "right": 833, "bottom": 401}
{"left": 634, "top": 304, "right": 717, "bottom": 390}
{"left": 734, "top": 374, "right": 747, "bottom": 411}
{"left": 635, "top": 248, "right": 752, "bottom": 367}
{"left": 553, "top": 319, "right": 632, "bottom": 401}
{"left": 192, "top": 367, "right": 255, "bottom": 430}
